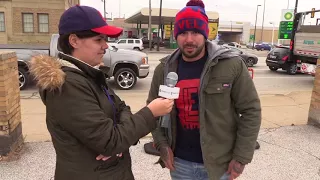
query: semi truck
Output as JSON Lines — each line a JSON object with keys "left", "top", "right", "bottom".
{"left": 290, "top": 9, "right": 320, "bottom": 76}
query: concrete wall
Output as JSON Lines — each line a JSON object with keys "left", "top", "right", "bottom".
{"left": 250, "top": 28, "right": 279, "bottom": 44}
{"left": 241, "top": 22, "right": 251, "bottom": 44}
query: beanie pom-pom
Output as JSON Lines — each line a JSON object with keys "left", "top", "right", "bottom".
{"left": 186, "top": 0, "right": 205, "bottom": 9}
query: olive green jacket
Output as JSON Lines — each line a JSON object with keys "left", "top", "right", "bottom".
{"left": 30, "top": 53, "right": 156, "bottom": 180}
{"left": 146, "top": 41, "right": 261, "bottom": 180}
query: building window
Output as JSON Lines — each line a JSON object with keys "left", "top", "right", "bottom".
{"left": 0, "top": 12, "right": 5, "bottom": 32}
{"left": 38, "top": 13, "right": 49, "bottom": 33}
{"left": 22, "top": 13, "right": 34, "bottom": 33}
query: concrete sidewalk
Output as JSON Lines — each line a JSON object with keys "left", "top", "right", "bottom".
{"left": 1, "top": 90, "right": 319, "bottom": 180}
{"left": 0, "top": 125, "right": 320, "bottom": 180}
{"left": 19, "top": 90, "right": 313, "bottom": 142}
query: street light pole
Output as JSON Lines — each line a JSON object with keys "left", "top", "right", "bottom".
{"left": 294, "top": 0, "right": 298, "bottom": 14}
{"left": 102, "top": 0, "right": 106, "bottom": 19}
{"left": 253, "top": 5, "right": 261, "bottom": 49}
{"left": 270, "top": 22, "right": 274, "bottom": 45}
{"left": 157, "top": 0, "right": 163, "bottom": 51}
{"left": 148, "top": 0, "right": 152, "bottom": 50}
{"left": 261, "top": 0, "right": 266, "bottom": 43}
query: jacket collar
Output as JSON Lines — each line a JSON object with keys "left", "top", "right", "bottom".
{"left": 58, "top": 52, "right": 107, "bottom": 86}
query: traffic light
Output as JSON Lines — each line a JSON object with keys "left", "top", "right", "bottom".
{"left": 311, "top": 8, "right": 315, "bottom": 18}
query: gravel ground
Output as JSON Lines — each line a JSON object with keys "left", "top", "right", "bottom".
{"left": 1, "top": 125, "right": 320, "bottom": 180}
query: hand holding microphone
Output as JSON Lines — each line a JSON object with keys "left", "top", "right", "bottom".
{"left": 158, "top": 72, "right": 180, "bottom": 128}
{"left": 147, "top": 98, "right": 174, "bottom": 117}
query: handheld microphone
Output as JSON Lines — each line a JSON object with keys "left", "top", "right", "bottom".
{"left": 159, "top": 72, "right": 179, "bottom": 128}
{"left": 166, "top": 72, "right": 179, "bottom": 88}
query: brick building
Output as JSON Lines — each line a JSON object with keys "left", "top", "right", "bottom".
{"left": 0, "top": 0, "right": 79, "bottom": 45}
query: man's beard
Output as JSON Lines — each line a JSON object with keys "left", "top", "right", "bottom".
{"left": 180, "top": 43, "right": 205, "bottom": 59}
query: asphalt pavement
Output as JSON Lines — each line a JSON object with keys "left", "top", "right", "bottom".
{"left": 1, "top": 50, "right": 319, "bottom": 180}
{"left": 1, "top": 125, "right": 320, "bottom": 180}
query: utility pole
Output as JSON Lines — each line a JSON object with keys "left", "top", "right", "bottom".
{"left": 269, "top": 22, "right": 275, "bottom": 45}
{"left": 253, "top": 5, "right": 261, "bottom": 49}
{"left": 119, "top": 0, "right": 121, "bottom": 18}
{"left": 157, "top": 0, "right": 163, "bottom": 51}
{"left": 101, "top": 0, "right": 106, "bottom": 19}
{"left": 294, "top": 0, "right": 298, "bottom": 14}
{"left": 148, "top": 0, "right": 152, "bottom": 50}
{"left": 260, "top": 0, "right": 266, "bottom": 43}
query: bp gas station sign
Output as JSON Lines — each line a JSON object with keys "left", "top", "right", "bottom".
{"left": 278, "top": 9, "right": 294, "bottom": 40}
{"left": 279, "top": 21, "right": 293, "bottom": 39}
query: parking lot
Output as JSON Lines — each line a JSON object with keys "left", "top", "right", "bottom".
{"left": 22, "top": 48, "right": 314, "bottom": 97}
{"left": 19, "top": 49, "right": 315, "bottom": 141}
{"left": 5, "top": 49, "right": 319, "bottom": 180}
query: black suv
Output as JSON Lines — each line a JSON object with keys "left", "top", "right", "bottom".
{"left": 266, "top": 46, "right": 298, "bottom": 75}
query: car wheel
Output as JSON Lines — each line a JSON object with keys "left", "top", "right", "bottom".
{"left": 269, "top": 66, "right": 278, "bottom": 71}
{"left": 114, "top": 68, "right": 137, "bottom": 90}
{"left": 18, "top": 67, "right": 29, "bottom": 90}
{"left": 133, "top": 47, "right": 140, "bottom": 51}
{"left": 246, "top": 58, "right": 255, "bottom": 67}
{"left": 261, "top": 48, "right": 264, "bottom": 51}
{"left": 286, "top": 63, "right": 297, "bottom": 75}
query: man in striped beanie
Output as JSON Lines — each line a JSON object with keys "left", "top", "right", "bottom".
{"left": 173, "top": 0, "right": 209, "bottom": 59}
{"left": 147, "top": 0, "right": 262, "bottom": 179}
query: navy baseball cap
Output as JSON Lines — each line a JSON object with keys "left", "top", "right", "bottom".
{"left": 58, "top": 5, "right": 123, "bottom": 37}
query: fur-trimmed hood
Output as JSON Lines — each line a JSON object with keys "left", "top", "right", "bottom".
{"left": 29, "top": 53, "right": 103, "bottom": 91}
{"left": 29, "top": 55, "right": 70, "bottom": 91}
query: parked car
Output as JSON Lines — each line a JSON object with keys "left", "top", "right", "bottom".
{"left": 246, "top": 42, "right": 254, "bottom": 49}
{"left": 0, "top": 34, "right": 149, "bottom": 90}
{"left": 141, "top": 37, "right": 165, "bottom": 49}
{"left": 212, "top": 40, "right": 225, "bottom": 45}
{"left": 266, "top": 46, "right": 298, "bottom": 74}
{"left": 255, "top": 43, "right": 272, "bottom": 51}
{"left": 108, "top": 38, "right": 144, "bottom": 51}
{"left": 225, "top": 46, "right": 258, "bottom": 67}
{"left": 225, "top": 42, "right": 241, "bottom": 48}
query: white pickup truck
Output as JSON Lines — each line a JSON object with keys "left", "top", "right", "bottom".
{"left": 0, "top": 34, "right": 150, "bottom": 90}
{"left": 291, "top": 10, "right": 320, "bottom": 76}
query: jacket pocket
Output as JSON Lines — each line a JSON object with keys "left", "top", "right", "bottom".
{"left": 204, "top": 83, "right": 231, "bottom": 95}
{"left": 203, "top": 82, "right": 233, "bottom": 122}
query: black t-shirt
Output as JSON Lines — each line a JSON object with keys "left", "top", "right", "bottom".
{"left": 174, "top": 51, "right": 208, "bottom": 163}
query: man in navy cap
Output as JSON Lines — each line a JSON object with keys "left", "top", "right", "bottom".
{"left": 29, "top": 5, "right": 174, "bottom": 180}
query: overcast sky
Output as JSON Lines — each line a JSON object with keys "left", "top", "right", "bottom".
{"left": 80, "top": 0, "right": 320, "bottom": 27}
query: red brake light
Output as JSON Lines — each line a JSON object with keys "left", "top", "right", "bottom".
{"left": 282, "top": 55, "right": 288, "bottom": 61}
{"left": 290, "top": 41, "right": 293, "bottom": 50}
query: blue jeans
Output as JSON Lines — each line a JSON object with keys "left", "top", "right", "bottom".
{"left": 170, "top": 157, "right": 230, "bottom": 180}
